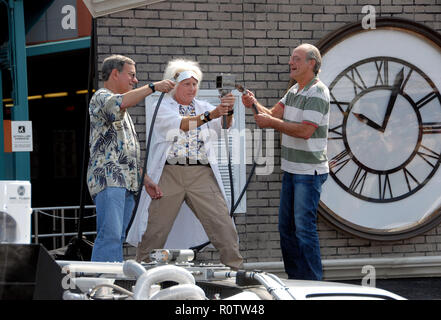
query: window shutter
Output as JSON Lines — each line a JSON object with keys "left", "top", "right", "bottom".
{"left": 195, "top": 90, "right": 247, "bottom": 214}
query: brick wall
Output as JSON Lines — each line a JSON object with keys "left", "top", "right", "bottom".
{"left": 104, "top": 0, "right": 441, "bottom": 263}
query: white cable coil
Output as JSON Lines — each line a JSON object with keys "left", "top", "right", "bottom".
{"left": 123, "top": 260, "right": 206, "bottom": 300}
{"left": 149, "top": 283, "right": 206, "bottom": 300}
{"left": 123, "top": 259, "right": 147, "bottom": 278}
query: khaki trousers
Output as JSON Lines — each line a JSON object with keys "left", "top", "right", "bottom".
{"left": 136, "top": 165, "right": 243, "bottom": 269}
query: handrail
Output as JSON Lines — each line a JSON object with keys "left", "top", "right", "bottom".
{"left": 33, "top": 205, "right": 96, "bottom": 211}
{"left": 32, "top": 205, "right": 97, "bottom": 248}
{"left": 32, "top": 231, "right": 96, "bottom": 239}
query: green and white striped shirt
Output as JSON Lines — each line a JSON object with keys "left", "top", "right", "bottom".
{"left": 279, "top": 76, "right": 330, "bottom": 175}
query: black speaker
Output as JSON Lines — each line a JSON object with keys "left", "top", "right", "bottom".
{"left": 0, "top": 244, "right": 63, "bottom": 300}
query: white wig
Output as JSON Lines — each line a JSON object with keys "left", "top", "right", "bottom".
{"left": 163, "top": 59, "right": 203, "bottom": 95}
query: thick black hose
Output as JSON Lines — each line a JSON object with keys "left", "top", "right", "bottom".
{"left": 77, "top": 18, "right": 96, "bottom": 241}
{"left": 125, "top": 92, "right": 166, "bottom": 238}
{"left": 223, "top": 114, "right": 235, "bottom": 217}
{"left": 189, "top": 161, "right": 257, "bottom": 253}
{"left": 190, "top": 102, "right": 260, "bottom": 253}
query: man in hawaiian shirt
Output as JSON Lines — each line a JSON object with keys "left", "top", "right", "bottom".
{"left": 87, "top": 54, "right": 174, "bottom": 262}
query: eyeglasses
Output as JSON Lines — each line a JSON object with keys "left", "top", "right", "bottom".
{"left": 127, "top": 72, "right": 137, "bottom": 79}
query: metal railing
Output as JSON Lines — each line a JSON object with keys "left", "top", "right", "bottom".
{"left": 32, "top": 205, "right": 97, "bottom": 249}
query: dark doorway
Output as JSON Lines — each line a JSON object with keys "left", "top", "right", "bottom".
{"left": 27, "top": 48, "right": 93, "bottom": 208}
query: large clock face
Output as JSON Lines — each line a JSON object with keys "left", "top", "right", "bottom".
{"left": 317, "top": 18, "right": 441, "bottom": 240}
{"left": 328, "top": 56, "right": 441, "bottom": 203}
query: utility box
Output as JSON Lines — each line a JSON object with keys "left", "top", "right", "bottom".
{"left": 0, "top": 181, "right": 32, "bottom": 244}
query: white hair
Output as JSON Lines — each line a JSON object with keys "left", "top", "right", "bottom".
{"left": 163, "top": 59, "right": 203, "bottom": 95}
{"left": 298, "top": 43, "right": 322, "bottom": 75}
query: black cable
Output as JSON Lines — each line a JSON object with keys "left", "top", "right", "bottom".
{"left": 190, "top": 100, "right": 260, "bottom": 253}
{"left": 63, "top": 18, "right": 96, "bottom": 261}
{"left": 189, "top": 162, "right": 258, "bottom": 253}
{"left": 233, "top": 159, "right": 257, "bottom": 213}
{"left": 223, "top": 114, "right": 235, "bottom": 217}
{"left": 125, "top": 92, "right": 166, "bottom": 238}
{"left": 77, "top": 18, "right": 96, "bottom": 242}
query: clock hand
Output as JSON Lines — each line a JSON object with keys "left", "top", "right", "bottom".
{"left": 352, "top": 112, "right": 384, "bottom": 132}
{"left": 381, "top": 67, "right": 405, "bottom": 130}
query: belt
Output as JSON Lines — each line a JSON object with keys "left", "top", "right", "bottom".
{"left": 165, "top": 158, "right": 210, "bottom": 167}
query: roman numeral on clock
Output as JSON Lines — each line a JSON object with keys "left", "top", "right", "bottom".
{"left": 374, "top": 59, "right": 389, "bottom": 86}
{"left": 330, "top": 92, "right": 350, "bottom": 115}
{"left": 345, "top": 67, "right": 367, "bottom": 95}
{"left": 378, "top": 173, "right": 393, "bottom": 200}
{"left": 349, "top": 167, "right": 367, "bottom": 194}
{"left": 329, "top": 124, "right": 343, "bottom": 140}
{"left": 416, "top": 91, "right": 438, "bottom": 109}
{"left": 329, "top": 149, "right": 351, "bottom": 173}
{"left": 417, "top": 144, "right": 441, "bottom": 168}
{"left": 422, "top": 122, "right": 441, "bottom": 134}
{"left": 403, "top": 167, "right": 421, "bottom": 192}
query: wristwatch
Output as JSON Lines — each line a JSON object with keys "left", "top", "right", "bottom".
{"left": 148, "top": 83, "right": 155, "bottom": 93}
{"left": 200, "top": 111, "right": 211, "bottom": 123}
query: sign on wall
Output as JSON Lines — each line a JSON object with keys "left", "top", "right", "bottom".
{"left": 3, "top": 120, "right": 33, "bottom": 152}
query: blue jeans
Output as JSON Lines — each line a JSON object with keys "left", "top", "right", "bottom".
{"left": 278, "top": 171, "right": 328, "bottom": 280}
{"left": 91, "top": 187, "right": 135, "bottom": 262}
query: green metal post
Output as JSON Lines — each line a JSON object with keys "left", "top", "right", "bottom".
{"left": 0, "top": 69, "right": 3, "bottom": 178}
{"left": 0, "top": 70, "right": 15, "bottom": 179}
{"left": 9, "top": 0, "right": 30, "bottom": 180}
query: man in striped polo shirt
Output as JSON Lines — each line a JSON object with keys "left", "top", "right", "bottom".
{"left": 242, "top": 43, "right": 330, "bottom": 280}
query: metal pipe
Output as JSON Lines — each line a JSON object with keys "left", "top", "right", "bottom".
{"left": 52, "top": 208, "right": 56, "bottom": 249}
{"left": 123, "top": 259, "right": 147, "bottom": 278}
{"left": 61, "top": 208, "right": 65, "bottom": 247}
{"left": 212, "top": 270, "right": 237, "bottom": 279}
{"left": 63, "top": 291, "right": 89, "bottom": 300}
{"left": 252, "top": 273, "right": 294, "bottom": 300}
{"left": 33, "top": 207, "right": 39, "bottom": 243}
{"left": 132, "top": 265, "right": 196, "bottom": 300}
{"left": 32, "top": 231, "right": 96, "bottom": 239}
{"left": 265, "top": 273, "right": 297, "bottom": 300}
{"left": 212, "top": 270, "right": 295, "bottom": 300}
{"left": 245, "top": 256, "right": 441, "bottom": 280}
{"left": 33, "top": 205, "right": 96, "bottom": 211}
{"left": 57, "top": 260, "right": 126, "bottom": 276}
{"left": 149, "top": 283, "right": 206, "bottom": 300}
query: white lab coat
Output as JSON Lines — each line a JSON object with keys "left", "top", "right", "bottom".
{"left": 126, "top": 94, "right": 232, "bottom": 249}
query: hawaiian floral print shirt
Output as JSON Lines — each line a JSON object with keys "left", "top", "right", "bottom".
{"left": 87, "top": 88, "right": 141, "bottom": 198}
{"left": 166, "top": 101, "right": 208, "bottom": 163}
